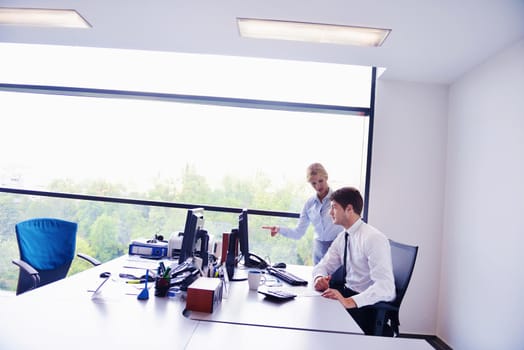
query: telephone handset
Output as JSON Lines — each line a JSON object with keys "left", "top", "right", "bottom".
{"left": 244, "top": 252, "right": 268, "bottom": 269}
{"left": 170, "top": 262, "right": 200, "bottom": 290}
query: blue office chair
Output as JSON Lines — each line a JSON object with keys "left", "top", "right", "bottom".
{"left": 12, "top": 218, "right": 101, "bottom": 295}
{"left": 364, "top": 239, "right": 418, "bottom": 337}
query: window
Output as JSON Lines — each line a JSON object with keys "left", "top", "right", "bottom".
{"left": 1, "top": 91, "right": 369, "bottom": 207}
{"left": 0, "top": 44, "right": 377, "bottom": 291}
{"left": 0, "top": 90, "right": 370, "bottom": 267}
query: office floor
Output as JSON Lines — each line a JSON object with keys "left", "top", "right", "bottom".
{"left": 399, "top": 334, "right": 452, "bottom": 350}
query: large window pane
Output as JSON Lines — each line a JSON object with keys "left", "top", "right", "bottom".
{"left": 1, "top": 44, "right": 376, "bottom": 294}
{"left": 1, "top": 90, "right": 369, "bottom": 213}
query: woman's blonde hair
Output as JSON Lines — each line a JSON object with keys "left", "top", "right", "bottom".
{"left": 306, "top": 163, "right": 328, "bottom": 181}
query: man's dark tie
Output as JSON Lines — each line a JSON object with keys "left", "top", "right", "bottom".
{"left": 342, "top": 231, "right": 349, "bottom": 282}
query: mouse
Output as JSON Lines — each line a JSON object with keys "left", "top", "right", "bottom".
{"left": 273, "top": 262, "right": 286, "bottom": 269}
{"left": 99, "top": 271, "right": 111, "bottom": 278}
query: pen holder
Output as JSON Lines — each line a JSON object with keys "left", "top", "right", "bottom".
{"left": 155, "top": 277, "right": 170, "bottom": 297}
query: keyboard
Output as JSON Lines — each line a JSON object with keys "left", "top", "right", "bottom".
{"left": 266, "top": 267, "right": 308, "bottom": 286}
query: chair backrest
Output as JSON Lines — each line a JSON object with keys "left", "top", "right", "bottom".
{"left": 389, "top": 239, "right": 418, "bottom": 308}
{"left": 15, "top": 218, "right": 78, "bottom": 293}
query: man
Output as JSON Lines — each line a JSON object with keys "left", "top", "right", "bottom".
{"left": 262, "top": 163, "right": 343, "bottom": 264}
{"left": 312, "top": 186, "right": 395, "bottom": 335}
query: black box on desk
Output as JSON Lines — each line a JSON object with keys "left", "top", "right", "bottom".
{"left": 186, "top": 277, "right": 223, "bottom": 313}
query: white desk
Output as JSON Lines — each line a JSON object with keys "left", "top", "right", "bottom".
{"left": 0, "top": 256, "right": 433, "bottom": 350}
{"left": 188, "top": 322, "right": 435, "bottom": 350}
{"left": 0, "top": 257, "right": 197, "bottom": 350}
{"left": 188, "top": 264, "right": 363, "bottom": 334}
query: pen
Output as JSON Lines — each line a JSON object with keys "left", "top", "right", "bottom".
{"left": 126, "top": 280, "right": 144, "bottom": 284}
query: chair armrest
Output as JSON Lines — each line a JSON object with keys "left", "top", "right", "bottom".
{"left": 12, "top": 259, "right": 40, "bottom": 290}
{"left": 366, "top": 301, "right": 399, "bottom": 313}
{"left": 77, "top": 253, "right": 101, "bottom": 266}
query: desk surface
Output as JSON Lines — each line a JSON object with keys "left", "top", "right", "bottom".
{"left": 0, "top": 256, "right": 197, "bottom": 350}
{"left": 188, "top": 322, "right": 435, "bottom": 350}
{"left": 188, "top": 264, "right": 362, "bottom": 334}
{"left": 0, "top": 255, "right": 433, "bottom": 350}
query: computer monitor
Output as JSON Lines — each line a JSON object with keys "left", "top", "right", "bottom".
{"left": 225, "top": 228, "right": 239, "bottom": 280}
{"left": 238, "top": 209, "right": 267, "bottom": 269}
{"left": 237, "top": 209, "right": 249, "bottom": 262}
{"left": 225, "top": 209, "right": 268, "bottom": 280}
{"left": 178, "top": 208, "right": 205, "bottom": 264}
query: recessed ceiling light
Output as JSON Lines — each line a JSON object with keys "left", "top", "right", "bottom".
{"left": 0, "top": 7, "right": 91, "bottom": 28}
{"left": 237, "top": 18, "right": 390, "bottom": 47}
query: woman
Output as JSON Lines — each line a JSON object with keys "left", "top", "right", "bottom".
{"left": 262, "top": 163, "right": 343, "bottom": 264}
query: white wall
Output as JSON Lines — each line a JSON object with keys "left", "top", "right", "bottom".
{"left": 371, "top": 39, "right": 524, "bottom": 348}
{"left": 439, "top": 39, "right": 524, "bottom": 350}
{"left": 370, "top": 79, "right": 448, "bottom": 334}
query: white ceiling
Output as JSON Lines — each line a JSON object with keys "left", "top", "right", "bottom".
{"left": 1, "top": 0, "right": 523, "bottom": 84}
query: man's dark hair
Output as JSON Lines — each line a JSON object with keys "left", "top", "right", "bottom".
{"left": 330, "top": 187, "right": 363, "bottom": 215}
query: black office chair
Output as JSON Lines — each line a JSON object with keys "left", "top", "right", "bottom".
{"left": 12, "top": 218, "right": 101, "bottom": 295}
{"left": 364, "top": 239, "right": 418, "bottom": 337}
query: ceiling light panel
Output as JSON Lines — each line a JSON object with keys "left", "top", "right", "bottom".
{"left": 237, "top": 18, "right": 390, "bottom": 47}
{"left": 0, "top": 8, "right": 91, "bottom": 28}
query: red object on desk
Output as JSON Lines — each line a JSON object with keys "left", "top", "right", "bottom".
{"left": 186, "top": 277, "right": 223, "bottom": 313}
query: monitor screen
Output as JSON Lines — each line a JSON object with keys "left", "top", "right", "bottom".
{"left": 237, "top": 209, "right": 249, "bottom": 260}
{"left": 225, "top": 209, "right": 268, "bottom": 280}
{"left": 179, "top": 208, "right": 205, "bottom": 264}
{"left": 225, "top": 228, "right": 238, "bottom": 280}
{"left": 238, "top": 209, "right": 267, "bottom": 268}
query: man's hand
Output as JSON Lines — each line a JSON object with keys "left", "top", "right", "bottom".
{"left": 314, "top": 275, "right": 331, "bottom": 291}
{"left": 321, "top": 288, "right": 357, "bottom": 309}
